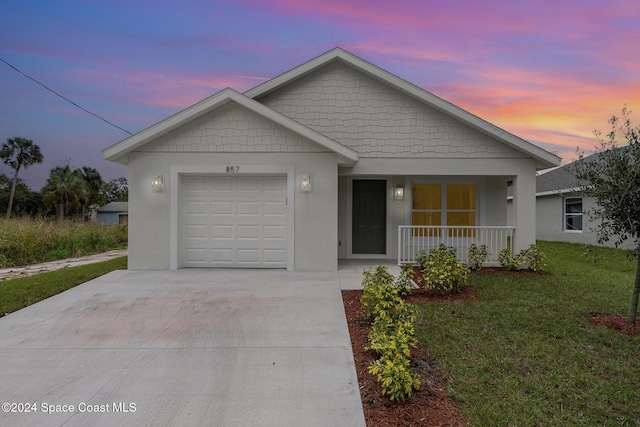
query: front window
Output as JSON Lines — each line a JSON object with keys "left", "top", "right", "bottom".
{"left": 564, "top": 197, "right": 583, "bottom": 231}
{"left": 412, "top": 183, "right": 476, "bottom": 236}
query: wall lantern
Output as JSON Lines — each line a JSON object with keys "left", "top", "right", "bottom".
{"left": 152, "top": 175, "right": 164, "bottom": 192}
{"left": 394, "top": 185, "right": 405, "bottom": 200}
{"left": 301, "top": 175, "right": 311, "bottom": 192}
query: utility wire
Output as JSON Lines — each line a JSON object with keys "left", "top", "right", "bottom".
{"left": 0, "top": 57, "right": 133, "bottom": 135}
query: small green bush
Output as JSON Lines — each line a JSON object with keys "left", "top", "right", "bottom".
{"left": 368, "top": 352, "right": 421, "bottom": 402}
{"left": 498, "top": 248, "right": 520, "bottom": 270}
{"left": 519, "top": 244, "right": 546, "bottom": 271}
{"left": 499, "top": 245, "right": 546, "bottom": 271}
{"left": 416, "top": 244, "right": 469, "bottom": 292}
{"left": 361, "top": 266, "right": 401, "bottom": 321}
{"left": 467, "top": 243, "right": 489, "bottom": 270}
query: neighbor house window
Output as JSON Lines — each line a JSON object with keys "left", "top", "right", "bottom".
{"left": 412, "top": 183, "right": 476, "bottom": 236}
{"left": 564, "top": 197, "right": 583, "bottom": 231}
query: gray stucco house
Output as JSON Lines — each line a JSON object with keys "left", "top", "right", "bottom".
{"left": 103, "top": 48, "right": 560, "bottom": 271}
{"left": 527, "top": 153, "right": 627, "bottom": 249}
{"left": 96, "top": 202, "right": 129, "bottom": 225}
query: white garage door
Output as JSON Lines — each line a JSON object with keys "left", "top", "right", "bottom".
{"left": 182, "top": 175, "right": 288, "bottom": 268}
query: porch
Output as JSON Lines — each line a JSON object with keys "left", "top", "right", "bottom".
{"left": 398, "top": 225, "right": 515, "bottom": 266}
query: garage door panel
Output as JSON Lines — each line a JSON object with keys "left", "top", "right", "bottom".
{"left": 264, "top": 249, "right": 286, "bottom": 264}
{"left": 211, "top": 201, "right": 234, "bottom": 215}
{"left": 182, "top": 175, "right": 288, "bottom": 268}
{"left": 211, "top": 225, "right": 234, "bottom": 239}
{"left": 237, "top": 225, "right": 260, "bottom": 239}
{"left": 237, "top": 201, "right": 260, "bottom": 215}
{"left": 185, "top": 224, "right": 208, "bottom": 239}
{"left": 264, "top": 225, "right": 286, "bottom": 239}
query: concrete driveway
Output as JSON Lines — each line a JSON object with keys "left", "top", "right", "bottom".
{"left": 0, "top": 268, "right": 366, "bottom": 427}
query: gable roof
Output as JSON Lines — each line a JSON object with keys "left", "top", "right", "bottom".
{"left": 246, "top": 48, "right": 561, "bottom": 170}
{"left": 102, "top": 88, "right": 358, "bottom": 165}
{"left": 535, "top": 147, "right": 633, "bottom": 196}
{"left": 97, "top": 201, "right": 128, "bottom": 213}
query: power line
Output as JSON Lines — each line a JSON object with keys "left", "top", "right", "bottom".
{"left": 0, "top": 57, "right": 132, "bottom": 135}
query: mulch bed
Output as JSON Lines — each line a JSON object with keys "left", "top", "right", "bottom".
{"left": 342, "top": 288, "right": 475, "bottom": 427}
{"left": 343, "top": 267, "right": 637, "bottom": 426}
{"left": 588, "top": 313, "right": 640, "bottom": 337}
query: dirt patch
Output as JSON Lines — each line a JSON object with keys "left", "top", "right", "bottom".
{"left": 588, "top": 313, "right": 640, "bottom": 337}
{"left": 343, "top": 289, "right": 469, "bottom": 427}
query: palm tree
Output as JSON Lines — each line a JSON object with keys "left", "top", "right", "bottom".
{"left": 42, "top": 165, "right": 88, "bottom": 221}
{"left": 81, "top": 166, "right": 106, "bottom": 215}
{"left": 0, "top": 137, "right": 44, "bottom": 218}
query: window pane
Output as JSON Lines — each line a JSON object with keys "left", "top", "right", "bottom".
{"left": 447, "top": 212, "right": 476, "bottom": 227}
{"left": 412, "top": 184, "right": 441, "bottom": 210}
{"left": 565, "top": 214, "right": 583, "bottom": 231}
{"left": 565, "top": 198, "right": 582, "bottom": 214}
{"left": 447, "top": 184, "right": 476, "bottom": 210}
{"left": 412, "top": 212, "right": 441, "bottom": 226}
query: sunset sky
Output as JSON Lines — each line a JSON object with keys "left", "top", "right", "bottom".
{"left": 1, "top": 0, "right": 639, "bottom": 189}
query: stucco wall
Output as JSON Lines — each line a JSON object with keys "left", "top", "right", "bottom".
{"left": 128, "top": 151, "right": 338, "bottom": 271}
{"left": 535, "top": 195, "right": 621, "bottom": 248}
{"left": 258, "top": 61, "right": 524, "bottom": 160}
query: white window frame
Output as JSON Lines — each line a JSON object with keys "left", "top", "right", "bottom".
{"left": 563, "top": 196, "right": 583, "bottom": 232}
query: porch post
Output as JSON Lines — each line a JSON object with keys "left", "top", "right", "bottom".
{"left": 511, "top": 170, "right": 537, "bottom": 254}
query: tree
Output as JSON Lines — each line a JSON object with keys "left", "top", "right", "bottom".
{"left": 0, "top": 173, "right": 44, "bottom": 216}
{"left": 0, "top": 137, "right": 44, "bottom": 218}
{"left": 572, "top": 106, "right": 640, "bottom": 323}
{"left": 104, "top": 177, "right": 128, "bottom": 202}
{"left": 80, "top": 166, "right": 106, "bottom": 212}
{"left": 42, "top": 165, "right": 88, "bottom": 221}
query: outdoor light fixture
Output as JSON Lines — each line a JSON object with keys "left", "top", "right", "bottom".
{"left": 301, "top": 175, "right": 311, "bottom": 192}
{"left": 394, "top": 185, "right": 405, "bottom": 200}
{"left": 152, "top": 175, "right": 164, "bottom": 192}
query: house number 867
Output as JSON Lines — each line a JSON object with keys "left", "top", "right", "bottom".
{"left": 225, "top": 166, "right": 239, "bottom": 173}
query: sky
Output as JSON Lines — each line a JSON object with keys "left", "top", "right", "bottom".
{"left": 1, "top": 0, "right": 639, "bottom": 190}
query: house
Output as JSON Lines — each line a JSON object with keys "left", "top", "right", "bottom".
{"left": 528, "top": 152, "right": 627, "bottom": 248}
{"left": 102, "top": 48, "right": 560, "bottom": 271}
{"left": 96, "top": 202, "right": 129, "bottom": 225}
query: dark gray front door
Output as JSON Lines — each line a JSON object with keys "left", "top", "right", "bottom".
{"left": 352, "top": 180, "right": 386, "bottom": 254}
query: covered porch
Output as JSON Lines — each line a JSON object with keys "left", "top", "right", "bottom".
{"left": 337, "top": 166, "right": 533, "bottom": 268}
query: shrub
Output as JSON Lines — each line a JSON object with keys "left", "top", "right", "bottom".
{"left": 361, "top": 265, "right": 420, "bottom": 402}
{"left": 467, "top": 244, "right": 489, "bottom": 270}
{"left": 361, "top": 266, "right": 401, "bottom": 321}
{"left": 498, "top": 245, "right": 547, "bottom": 271}
{"left": 498, "top": 248, "right": 520, "bottom": 270}
{"left": 416, "top": 244, "right": 469, "bottom": 292}
{"left": 395, "top": 265, "right": 416, "bottom": 297}
{"left": 518, "top": 244, "right": 546, "bottom": 271}
{"left": 368, "top": 352, "right": 421, "bottom": 402}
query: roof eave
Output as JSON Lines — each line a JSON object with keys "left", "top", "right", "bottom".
{"left": 102, "top": 87, "right": 358, "bottom": 164}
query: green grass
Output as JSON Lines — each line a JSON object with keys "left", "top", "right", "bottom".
{"left": 0, "top": 256, "right": 127, "bottom": 316}
{"left": 416, "top": 241, "right": 640, "bottom": 426}
{"left": 0, "top": 217, "right": 127, "bottom": 268}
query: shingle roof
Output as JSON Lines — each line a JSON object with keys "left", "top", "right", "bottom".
{"left": 97, "top": 202, "right": 128, "bottom": 213}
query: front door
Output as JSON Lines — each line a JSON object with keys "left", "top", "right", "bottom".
{"left": 352, "top": 180, "right": 386, "bottom": 254}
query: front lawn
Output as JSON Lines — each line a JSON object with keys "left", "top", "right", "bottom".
{"left": 416, "top": 241, "right": 639, "bottom": 426}
{"left": 0, "top": 256, "right": 127, "bottom": 316}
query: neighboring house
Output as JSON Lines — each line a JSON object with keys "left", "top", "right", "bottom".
{"left": 96, "top": 202, "right": 129, "bottom": 225}
{"left": 523, "top": 152, "right": 627, "bottom": 248}
{"left": 102, "top": 48, "right": 560, "bottom": 271}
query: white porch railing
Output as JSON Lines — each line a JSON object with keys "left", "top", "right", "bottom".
{"left": 398, "top": 226, "right": 515, "bottom": 266}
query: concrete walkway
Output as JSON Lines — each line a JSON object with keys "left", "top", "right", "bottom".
{"left": 0, "top": 268, "right": 367, "bottom": 427}
{"left": 0, "top": 249, "right": 128, "bottom": 280}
